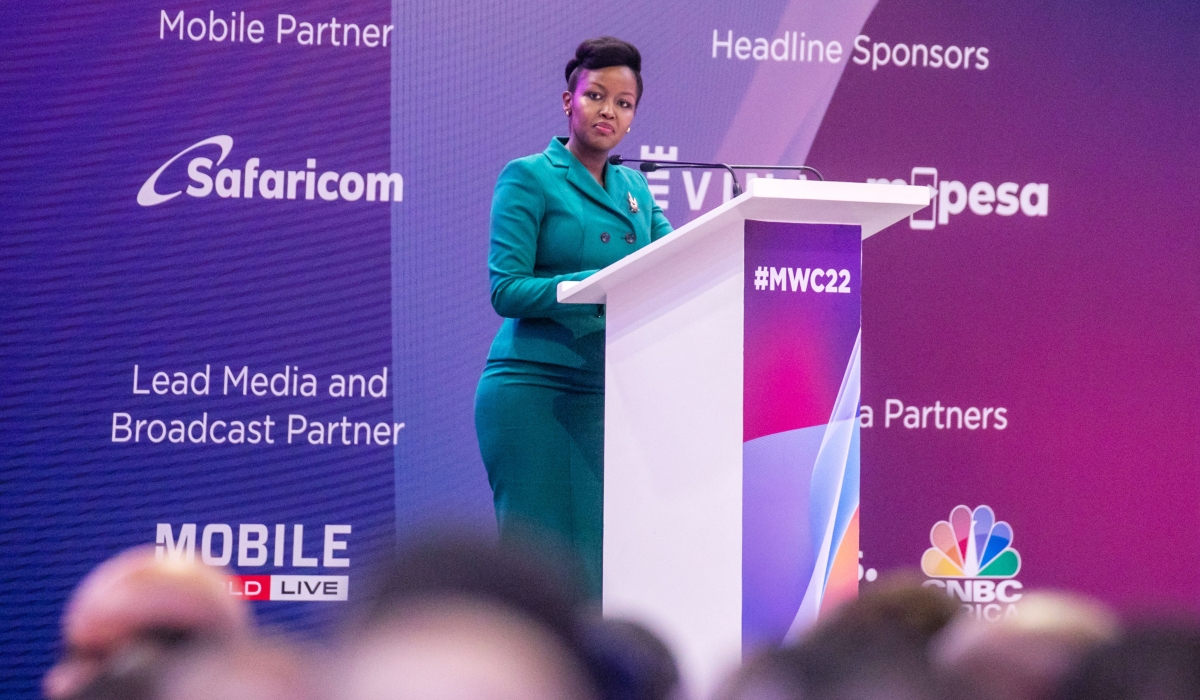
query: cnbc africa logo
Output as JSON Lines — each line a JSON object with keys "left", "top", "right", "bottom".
{"left": 921, "top": 505, "right": 1024, "bottom": 621}
{"left": 922, "top": 504, "right": 1020, "bottom": 578}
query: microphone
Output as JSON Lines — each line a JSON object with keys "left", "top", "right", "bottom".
{"left": 609, "top": 155, "right": 744, "bottom": 196}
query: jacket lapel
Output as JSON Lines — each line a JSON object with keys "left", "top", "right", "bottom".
{"left": 544, "top": 138, "right": 636, "bottom": 230}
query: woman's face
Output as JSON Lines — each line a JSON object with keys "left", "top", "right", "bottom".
{"left": 562, "top": 65, "right": 638, "bottom": 155}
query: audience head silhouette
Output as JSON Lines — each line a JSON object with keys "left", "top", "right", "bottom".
{"left": 43, "top": 545, "right": 252, "bottom": 700}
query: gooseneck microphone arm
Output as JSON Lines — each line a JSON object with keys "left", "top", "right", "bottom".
{"left": 608, "top": 156, "right": 826, "bottom": 199}
{"left": 607, "top": 155, "right": 744, "bottom": 197}
{"left": 728, "top": 164, "right": 825, "bottom": 182}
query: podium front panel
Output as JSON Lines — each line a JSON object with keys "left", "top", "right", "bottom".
{"left": 741, "top": 220, "right": 862, "bottom": 648}
{"left": 599, "top": 214, "right": 867, "bottom": 695}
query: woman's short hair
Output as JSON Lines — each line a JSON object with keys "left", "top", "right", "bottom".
{"left": 565, "top": 36, "right": 643, "bottom": 103}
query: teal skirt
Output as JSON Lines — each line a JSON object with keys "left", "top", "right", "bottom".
{"left": 474, "top": 359, "right": 604, "bottom": 599}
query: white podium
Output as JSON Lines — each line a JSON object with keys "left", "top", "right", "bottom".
{"left": 558, "top": 178, "right": 928, "bottom": 695}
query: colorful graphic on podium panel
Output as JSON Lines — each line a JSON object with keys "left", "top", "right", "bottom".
{"left": 742, "top": 220, "right": 862, "bottom": 649}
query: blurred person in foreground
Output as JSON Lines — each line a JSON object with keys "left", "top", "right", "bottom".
{"left": 933, "top": 590, "right": 1119, "bottom": 700}
{"left": 581, "top": 618, "right": 683, "bottom": 700}
{"left": 1055, "top": 622, "right": 1200, "bottom": 700}
{"left": 327, "top": 533, "right": 601, "bottom": 700}
{"left": 43, "top": 545, "right": 252, "bottom": 700}
{"left": 719, "top": 575, "right": 961, "bottom": 700}
{"left": 67, "top": 638, "right": 312, "bottom": 700}
{"left": 155, "top": 639, "right": 316, "bottom": 700}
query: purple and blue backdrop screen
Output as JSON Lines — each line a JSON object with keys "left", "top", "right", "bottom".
{"left": 2, "top": 0, "right": 1199, "bottom": 696}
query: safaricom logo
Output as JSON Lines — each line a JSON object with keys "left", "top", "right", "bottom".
{"left": 868, "top": 167, "right": 1047, "bottom": 230}
{"left": 137, "top": 135, "right": 403, "bottom": 207}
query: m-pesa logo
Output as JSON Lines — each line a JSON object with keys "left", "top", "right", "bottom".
{"left": 867, "top": 168, "right": 1048, "bottom": 229}
{"left": 921, "top": 505, "right": 1024, "bottom": 620}
{"left": 137, "top": 135, "right": 403, "bottom": 207}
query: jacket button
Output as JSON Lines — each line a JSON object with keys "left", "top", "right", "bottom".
{"left": 600, "top": 232, "right": 610, "bottom": 243}
{"left": 624, "top": 232, "right": 636, "bottom": 244}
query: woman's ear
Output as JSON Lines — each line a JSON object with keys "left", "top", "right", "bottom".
{"left": 562, "top": 91, "right": 572, "bottom": 116}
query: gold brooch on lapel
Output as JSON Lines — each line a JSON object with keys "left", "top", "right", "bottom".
{"left": 627, "top": 192, "right": 640, "bottom": 214}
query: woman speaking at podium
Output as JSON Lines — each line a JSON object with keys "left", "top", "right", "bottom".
{"left": 475, "top": 37, "right": 672, "bottom": 599}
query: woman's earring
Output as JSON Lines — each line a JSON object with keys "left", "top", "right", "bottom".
{"left": 626, "top": 127, "right": 631, "bottom": 133}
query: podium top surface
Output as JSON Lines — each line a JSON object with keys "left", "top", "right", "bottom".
{"left": 558, "top": 178, "right": 929, "bottom": 305}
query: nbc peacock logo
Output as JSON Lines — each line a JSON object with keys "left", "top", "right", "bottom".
{"left": 921, "top": 505, "right": 1024, "bottom": 620}
{"left": 922, "top": 504, "right": 1020, "bottom": 578}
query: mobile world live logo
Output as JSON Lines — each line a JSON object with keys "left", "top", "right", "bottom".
{"left": 921, "top": 505, "right": 1024, "bottom": 621}
{"left": 137, "top": 135, "right": 403, "bottom": 207}
{"left": 867, "top": 168, "right": 1048, "bottom": 230}
{"left": 156, "top": 522, "right": 351, "bottom": 602}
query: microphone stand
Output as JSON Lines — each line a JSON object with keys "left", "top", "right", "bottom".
{"left": 729, "top": 164, "right": 824, "bottom": 181}
{"left": 608, "top": 156, "right": 744, "bottom": 196}
{"left": 608, "top": 155, "right": 825, "bottom": 199}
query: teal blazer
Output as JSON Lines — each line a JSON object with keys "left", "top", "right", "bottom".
{"left": 486, "top": 137, "right": 673, "bottom": 374}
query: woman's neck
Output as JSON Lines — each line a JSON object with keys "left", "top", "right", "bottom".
{"left": 565, "top": 138, "right": 607, "bottom": 187}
